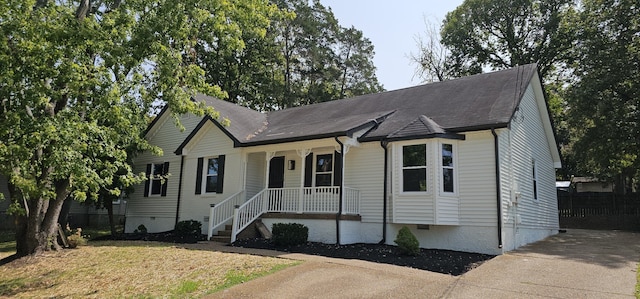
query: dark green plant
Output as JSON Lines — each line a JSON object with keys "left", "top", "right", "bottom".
{"left": 134, "top": 224, "right": 147, "bottom": 234}
{"left": 271, "top": 223, "right": 308, "bottom": 247}
{"left": 175, "top": 220, "right": 202, "bottom": 241}
{"left": 394, "top": 226, "right": 420, "bottom": 256}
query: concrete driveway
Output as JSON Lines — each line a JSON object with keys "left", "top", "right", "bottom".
{"left": 201, "top": 229, "right": 640, "bottom": 298}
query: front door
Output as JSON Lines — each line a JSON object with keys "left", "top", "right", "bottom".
{"left": 268, "top": 156, "right": 285, "bottom": 188}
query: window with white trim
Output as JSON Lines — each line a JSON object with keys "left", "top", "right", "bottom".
{"left": 315, "top": 153, "right": 333, "bottom": 186}
{"left": 205, "top": 157, "right": 219, "bottom": 193}
{"left": 402, "top": 144, "right": 427, "bottom": 192}
{"left": 441, "top": 143, "right": 455, "bottom": 193}
{"left": 195, "top": 155, "right": 225, "bottom": 195}
{"left": 148, "top": 162, "right": 167, "bottom": 196}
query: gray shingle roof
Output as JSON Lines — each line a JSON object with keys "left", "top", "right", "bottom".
{"left": 186, "top": 64, "right": 538, "bottom": 147}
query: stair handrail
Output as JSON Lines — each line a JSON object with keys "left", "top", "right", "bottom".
{"left": 207, "top": 190, "right": 244, "bottom": 240}
{"left": 231, "top": 188, "right": 269, "bottom": 243}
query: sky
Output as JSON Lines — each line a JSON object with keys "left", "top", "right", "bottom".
{"left": 320, "top": 0, "right": 464, "bottom": 91}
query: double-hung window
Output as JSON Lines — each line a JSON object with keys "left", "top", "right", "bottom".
{"left": 402, "top": 144, "right": 427, "bottom": 192}
{"left": 144, "top": 162, "right": 169, "bottom": 197}
{"left": 150, "top": 163, "right": 165, "bottom": 195}
{"left": 195, "top": 155, "right": 226, "bottom": 194}
{"left": 441, "top": 143, "right": 455, "bottom": 193}
{"left": 315, "top": 154, "right": 333, "bottom": 187}
{"left": 205, "top": 157, "right": 219, "bottom": 193}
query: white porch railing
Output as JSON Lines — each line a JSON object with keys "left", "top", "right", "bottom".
{"left": 207, "top": 190, "right": 244, "bottom": 240}
{"left": 228, "top": 187, "right": 360, "bottom": 243}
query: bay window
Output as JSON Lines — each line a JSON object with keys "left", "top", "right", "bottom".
{"left": 402, "top": 144, "right": 427, "bottom": 192}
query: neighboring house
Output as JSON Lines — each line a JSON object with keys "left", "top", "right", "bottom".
{"left": 125, "top": 64, "right": 561, "bottom": 255}
{"left": 0, "top": 175, "right": 126, "bottom": 230}
{"left": 571, "top": 176, "right": 614, "bottom": 193}
{"left": 556, "top": 181, "right": 571, "bottom": 193}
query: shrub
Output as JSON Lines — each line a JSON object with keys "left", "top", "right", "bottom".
{"left": 65, "top": 225, "right": 87, "bottom": 248}
{"left": 271, "top": 223, "right": 308, "bottom": 247}
{"left": 175, "top": 220, "right": 202, "bottom": 243}
{"left": 134, "top": 224, "right": 147, "bottom": 234}
{"left": 394, "top": 226, "right": 420, "bottom": 256}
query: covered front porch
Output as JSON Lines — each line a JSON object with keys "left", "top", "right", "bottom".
{"left": 208, "top": 138, "right": 363, "bottom": 242}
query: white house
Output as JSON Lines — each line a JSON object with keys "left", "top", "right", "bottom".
{"left": 125, "top": 64, "right": 561, "bottom": 255}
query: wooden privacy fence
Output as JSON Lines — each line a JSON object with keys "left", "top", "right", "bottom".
{"left": 558, "top": 192, "right": 640, "bottom": 230}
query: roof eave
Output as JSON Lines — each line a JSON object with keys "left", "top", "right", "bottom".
{"left": 238, "top": 131, "right": 349, "bottom": 147}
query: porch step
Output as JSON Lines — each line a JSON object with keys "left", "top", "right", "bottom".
{"left": 210, "top": 235, "right": 231, "bottom": 243}
{"left": 210, "top": 220, "right": 262, "bottom": 244}
{"left": 217, "top": 230, "right": 232, "bottom": 236}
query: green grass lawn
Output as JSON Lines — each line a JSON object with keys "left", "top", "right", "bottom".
{"left": 0, "top": 227, "right": 298, "bottom": 297}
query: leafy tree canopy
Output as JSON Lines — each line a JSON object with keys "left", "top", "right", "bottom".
{"left": 439, "top": 0, "right": 576, "bottom": 81}
{"left": 565, "top": 0, "right": 639, "bottom": 189}
{"left": 0, "top": 0, "right": 276, "bottom": 255}
{"left": 198, "top": 0, "right": 384, "bottom": 110}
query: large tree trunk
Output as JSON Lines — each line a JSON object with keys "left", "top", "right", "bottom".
{"left": 58, "top": 195, "right": 74, "bottom": 228}
{"left": 104, "top": 197, "right": 117, "bottom": 237}
{"left": 15, "top": 179, "right": 70, "bottom": 257}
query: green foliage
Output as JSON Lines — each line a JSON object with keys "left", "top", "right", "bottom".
{"left": 271, "top": 223, "right": 308, "bottom": 247}
{"left": 394, "top": 226, "right": 420, "bottom": 256}
{"left": 565, "top": 0, "right": 639, "bottom": 188}
{"left": 438, "top": 0, "right": 576, "bottom": 81}
{"left": 175, "top": 220, "right": 202, "bottom": 241}
{"left": 134, "top": 225, "right": 148, "bottom": 234}
{"left": 0, "top": 0, "right": 275, "bottom": 255}
{"left": 199, "top": 0, "right": 384, "bottom": 110}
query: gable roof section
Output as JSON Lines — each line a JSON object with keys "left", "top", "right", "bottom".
{"left": 159, "top": 64, "right": 542, "bottom": 152}
{"left": 386, "top": 115, "right": 465, "bottom": 141}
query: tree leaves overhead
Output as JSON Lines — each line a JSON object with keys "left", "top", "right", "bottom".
{"left": 565, "top": 0, "right": 639, "bottom": 187}
{"left": 439, "top": 0, "right": 576, "bottom": 80}
{"left": 197, "top": 0, "right": 384, "bottom": 110}
{"left": 0, "top": 0, "right": 276, "bottom": 255}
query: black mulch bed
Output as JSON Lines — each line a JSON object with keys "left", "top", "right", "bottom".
{"left": 92, "top": 231, "right": 206, "bottom": 244}
{"left": 232, "top": 238, "right": 495, "bottom": 276}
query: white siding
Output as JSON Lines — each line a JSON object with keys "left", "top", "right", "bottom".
{"left": 282, "top": 151, "right": 302, "bottom": 188}
{"left": 246, "top": 152, "right": 265, "bottom": 198}
{"left": 125, "top": 112, "right": 202, "bottom": 233}
{"left": 345, "top": 142, "right": 385, "bottom": 223}
{"left": 505, "top": 83, "right": 559, "bottom": 232}
{"left": 179, "top": 121, "right": 242, "bottom": 227}
{"left": 391, "top": 140, "right": 436, "bottom": 224}
{"left": 458, "top": 131, "right": 498, "bottom": 226}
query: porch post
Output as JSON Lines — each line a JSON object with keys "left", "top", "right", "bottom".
{"left": 296, "top": 149, "right": 311, "bottom": 214}
{"left": 340, "top": 144, "right": 349, "bottom": 215}
{"left": 340, "top": 145, "right": 349, "bottom": 214}
{"left": 264, "top": 152, "right": 276, "bottom": 188}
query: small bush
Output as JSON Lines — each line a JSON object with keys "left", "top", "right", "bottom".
{"left": 134, "top": 224, "right": 147, "bottom": 234}
{"left": 271, "top": 223, "right": 308, "bottom": 247}
{"left": 65, "top": 225, "right": 87, "bottom": 248}
{"left": 394, "top": 226, "right": 420, "bottom": 256}
{"left": 175, "top": 220, "right": 202, "bottom": 243}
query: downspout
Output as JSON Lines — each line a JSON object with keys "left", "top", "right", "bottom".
{"left": 175, "top": 155, "right": 185, "bottom": 228}
{"left": 379, "top": 140, "right": 389, "bottom": 244}
{"left": 334, "top": 137, "right": 344, "bottom": 245}
{"left": 491, "top": 128, "right": 503, "bottom": 249}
